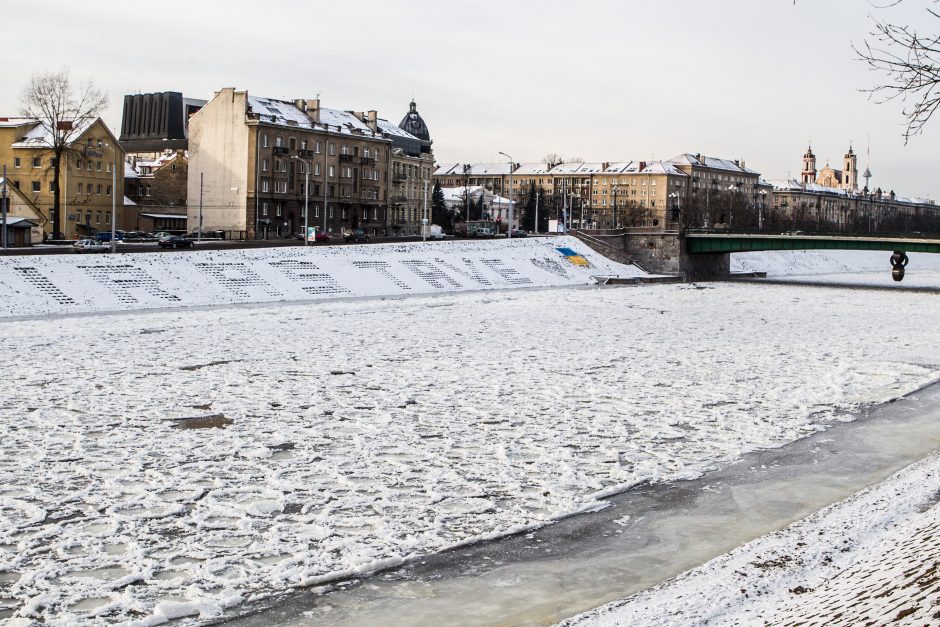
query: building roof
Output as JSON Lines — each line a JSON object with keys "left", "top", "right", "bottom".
{"left": 246, "top": 96, "right": 386, "bottom": 139}
{"left": 512, "top": 163, "right": 554, "bottom": 175}
{"left": 668, "top": 153, "right": 759, "bottom": 175}
{"left": 398, "top": 100, "right": 430, "bottom": 142}
{"left": 9, "top": 117, "right": 98, "bottom": 149}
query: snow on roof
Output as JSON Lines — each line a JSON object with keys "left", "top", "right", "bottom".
{"left": 439, "top": 186, "right": 513, "bottom": 204}
{"left": 376, "top": 118, "right": 418, "bottom": 140}
{"left": 246, "top": 96, "right": 386, "bottom": 140}
{"left": 0, "top": 117, "right": 37, "bottom": 128}
{"left": 668, "top": 153, "right": 760, "bottom": 175}
{"left": 549, "top": 163, "right": 584, "bottom": 174}
{"left": 0, "top": 216, "right": 38, "bottom": 227}
{"left": 513, "top": 163, "right": 553, "bottom": 175}
{"left": 602, "top": 162, "right": 634, "bottom": 173}
{"left": 575, "top": 163, "right": 606, "bottom": 174}
{"left": 124, "top": 162, "right": 139, "bottom": 178}
{"left": 139, "top": 212, "right": 188, "bottom": 220}
{"left": 10, "top": 117, "right": 98, "bottom": 149}
{"left": 124, "top": 196, "right": 138, "bottom": 206}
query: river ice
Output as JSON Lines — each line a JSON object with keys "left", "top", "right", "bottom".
{"left": 1, "top": 262, "right": 939, "bottom": 624}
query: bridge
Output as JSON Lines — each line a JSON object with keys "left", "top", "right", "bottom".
{"left": 574, "top": 229, "right": 940, "bottom": 281}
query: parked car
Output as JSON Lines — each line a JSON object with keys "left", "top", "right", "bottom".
{"left": 344, "top": 228, "right": 370, "bottom": 243}
{"left": 158, "top": 236, "right": 195, "bottom": 249}
{"left": 124, "top": 231, "right": 155, "bottom": 241}
{"left": 73, "top": 238, "right": 110, "bottom": 253}
{"left": 296, "top": 231, "right": 331, "bottom": 242}
{"left": 428, "top": 225, "right": 446, "bottom": 240}
{"left": 154, "top": 232, "right": 175, "bottom": 242}
{"left": 95, "top": 230, "right": 126, "bottom": 242}
{"left": 509, "top": 228, "right": 526, "bottom": 238}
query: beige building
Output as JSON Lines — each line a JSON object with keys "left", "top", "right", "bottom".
{"left": 0, "top": 117, "right": 125, "bottom": 239}
{"left": 187, "top": 88, "right": 392, "bottom": 239}
{"left": 376, "top": 104, "right": 434, "bottom": 236}
{"left": 0, "top": 176, "right": 47, "bottom": 245}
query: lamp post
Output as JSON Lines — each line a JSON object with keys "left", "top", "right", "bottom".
{"left": 758, "top": 189, "right": 767, "bottom": 230}
{"left": 104, "top": 142, "right": 118, "bottom": 253}
{"left": 727, "top": 184, "right": 739, "bottom": 229}
{"left": 534, "top": 188, "right": 539, "bottom": 235}
{"left": 291, "top": 156, "right": 310, "bottom": 245}
{"left": 2, "top": 165, "right": 8, "bottom": 249}
{"left": 422, "top": 179, "right": 428, "bottom": 242}
{"left": 498, "top": 151, "right": 514, "bottom": 237}
{"left": 668, "top": 192, "right": 680, "bottom": 226}
{"left": 612, "top": 184, "right": 619, "bottom": 229}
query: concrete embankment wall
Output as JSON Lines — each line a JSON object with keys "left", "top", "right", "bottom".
{"left": 0, "top": 236, "right": 642, "bottom": 318}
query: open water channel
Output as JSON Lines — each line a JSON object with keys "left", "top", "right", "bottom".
{"left": 219, "top": 381, "right": 940, "bottom": 626}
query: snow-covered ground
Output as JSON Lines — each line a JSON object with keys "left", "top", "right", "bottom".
{"left": 1, "top": 245, "right": 939, "bottom": 624}
{"left": 561, "top": 451, "right": 940, "bottom": 626}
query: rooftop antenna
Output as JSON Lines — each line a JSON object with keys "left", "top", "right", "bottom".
{"left": 863, "top": 133, "right": 873, "bottom": 191}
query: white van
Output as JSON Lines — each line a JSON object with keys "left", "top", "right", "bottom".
{"left": 429, "top": 225, "right": 446, "bottom": 240}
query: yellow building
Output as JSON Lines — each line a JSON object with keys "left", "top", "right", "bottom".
{"left": 0, "top": 117, "right": 125, "bottom": 240}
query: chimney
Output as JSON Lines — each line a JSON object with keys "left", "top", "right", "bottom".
{"left": 306, "top": 99, "right": 320, "bottom": 124}
{"left": 367, "top": 110, "right": 378, "bottom": 133}
{"left": 739, "top": 159, "right": 746, "bottom": 171}
{"left": 639, "top": 161, "right": 647, "bottom": 171}
{"left": 294, "top": 99, "right": 307, "bottom": 112}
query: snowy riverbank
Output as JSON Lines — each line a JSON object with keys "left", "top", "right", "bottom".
{"left": 0, "top": 237, "right": 639, "bottom": 318}
{"left": 561, "top": 449, "right": 940, "bottom": 626}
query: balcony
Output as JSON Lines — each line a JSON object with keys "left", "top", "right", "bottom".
{"left": 339, "top": 154, "right": 355, "bottom": 163}
{"left": 392, "top": 173, "right": 407, "bottom": 182}
{"left": 298, "top": 149, "right": 314, "bottom": 158}
{"left": 391, "top": 195, "right": 408, "bottom": 204}
{"left": 361, "top": 157, "right": 376, "bottom": 166}
{"left": 272, "top": 146, "right": 288, "bottom": 155}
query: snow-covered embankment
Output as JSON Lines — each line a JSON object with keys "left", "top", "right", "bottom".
{"left": 0, "top": 236, "right": 641, "bottom": 318}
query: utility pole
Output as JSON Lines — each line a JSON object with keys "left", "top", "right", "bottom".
{"left": 534, "top": 188, "right": 539, "bottom": 235}
{"left": 422, "top": 179, "right": 428, "bottom": 242}
{"left": 198, "top": 172, "right": 204, "bottom": 244}
{"left": 110, "top": 147, "right": 117, "bottom": 253}
{"left": 2, "top": 165, "right": 8, "bottom": 249}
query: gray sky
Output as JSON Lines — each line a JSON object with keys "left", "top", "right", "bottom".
{"left": 4, "top": 0, "right": 937, "bottom": 198}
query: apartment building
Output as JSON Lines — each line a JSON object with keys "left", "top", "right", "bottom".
{"left": 187, "top": 88, "right": 392, "bottom": 239}
{"left": 378, "top": 101, "right": 434, "bottom": 236}
{"left": 0, "top": 117, "right": 126, "bottom": 239}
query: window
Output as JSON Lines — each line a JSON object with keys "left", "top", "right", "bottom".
{"left": 275, "top": 136, "right": 283, "bottom": 148}
{"left": 262, "top": 179, "right": 270, "bottom": 192}
{"left": 97, "top": 184, "right": 102, "bottom": 195}
{"left": 106, "top": 162, "right": 111, "bottom": 173}
{"left": 13, "top": 157, "right": 20, "bottom": 168}
{"left": 262, "top": 158, "right": 268, "bottom": 172}
{"left": 315, "top": 164, "right": 321, "bottom": 176}
{"left": 97, "top": 161, "right": 102, "bottom": 171}
{"left": 276, "top": 203, "right": 283, "bottom": 217}
{"left": 49, "top": 182, "right": 55, "bottom": 192}
{"left": 262, "top": 202, "right": 269, "bottom": 216}
{"left": 301, "top": 139, "right": 308, "bottom": 150}
{"left": 289, "top": 138, "right": 296, "bottom": 150}
{"left": 31, "top": 181, "right": 40, "bottom": 193}
{"left": 341, "top": 145, "right": 348, "bottom": 155}
{"left": 315, "top": 141, "right": 321, "bottom": 154}
{"left": 106, "top": 212, "right": 111, "bottom": 224}
{"left": 314, "top": 203, "right": 320, "bottom": 218}
{"left": 87, "top": 161, "right": 92, "bottom": 171}
{"left": 96, "top": 211, "right": 101, "bottom": 224}
{"left": 275, "top": 181, "right": 287, "bottom": 193}
{"left": 262, "top": 134, "right": 269, "bottom": 148}
{"left": 329, "top": 143, "right": 336, "bottom": 155}
{"left": 106, "top": 185, "right": 112, "bottom": 196}
{"left": 32, "top": 157, "right": 41, "bottom": 168}
{"left": 328, "top": 165, "right": 335, "bottom": 177}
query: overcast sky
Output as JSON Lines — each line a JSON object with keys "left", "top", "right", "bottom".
{"left": 3, "top": 0, "right": 937, "bottom": 198}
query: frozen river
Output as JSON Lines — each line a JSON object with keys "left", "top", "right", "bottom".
{"left": 1, "top": 271, "right": 939, "bottom": 624}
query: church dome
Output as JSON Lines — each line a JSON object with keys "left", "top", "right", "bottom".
{"left": 399, "top": 100, "right": 431, "bottom": 142}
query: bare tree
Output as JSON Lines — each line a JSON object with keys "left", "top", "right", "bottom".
{"left": 856, "top": 1, "right": 940, "bottom": 142}
{"left": 541, "top": 153, "right": 564, "bottom": 167}
{"left": 20, "top": 69, "right": 108, "bottom": 238}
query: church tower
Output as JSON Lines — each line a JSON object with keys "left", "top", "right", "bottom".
{"left": 843, "top": 144, "right": 858, "bottom": 191}
{"left": 801, "top": 145, "right": 816, "bottom": 185}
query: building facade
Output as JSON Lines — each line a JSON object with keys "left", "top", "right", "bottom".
{"left": 119, "top": 91, "right": 206, "bottom": 157}
{"left": 434, "top": 153, "right": 762, "bottom": 230}
{"left": 187, "top": 89, "right": 393, "bottom": 239}
{"left": 124, "top": 150, "right": 189, "bottom": 233}
{"left": 378, "top": 101, "right": 434, "bottom": 236}
{"left": 0, "top": 117, "right": 126, "bottom": 239}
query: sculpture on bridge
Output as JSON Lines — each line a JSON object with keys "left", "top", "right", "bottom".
{"left": 890, "top": 250, "right": 909, "bottom": 282}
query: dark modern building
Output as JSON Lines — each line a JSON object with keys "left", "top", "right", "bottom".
{"left": 119, "top": 91, "right": 206, "bottom": 154}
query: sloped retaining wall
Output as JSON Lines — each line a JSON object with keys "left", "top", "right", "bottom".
{"left": 0, "top": 236, "right": 641, "bottom": 318}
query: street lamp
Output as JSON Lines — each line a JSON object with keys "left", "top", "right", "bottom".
{"left": 498, "top": 151, "right": 514, "bottom": 237}
{"left": 668, "top": 192, "right": 680, "bottom": 225}
{"left": 727, "top": 184, "right": 739, "bottom": 229}
{"left": 104, "top": 142, "right": 118, "bottom": 253}
{"left": 758, "top": 190, "right": 767, "bottom": 230}
{"left": 1, "top": 165, "right": 8, "bottom": 249}
{"left": 291, "top": 155, "right": 310, "bottom": 245}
